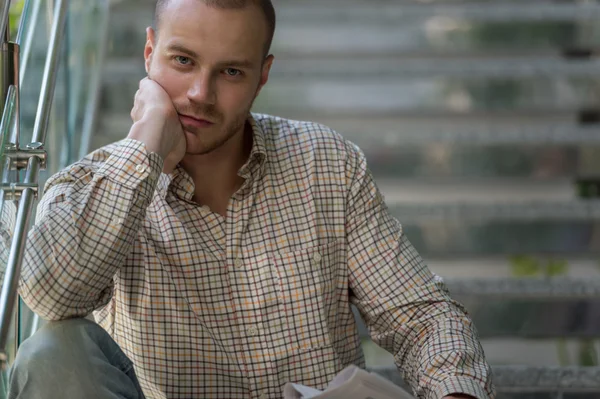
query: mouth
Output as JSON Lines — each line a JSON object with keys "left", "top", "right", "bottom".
{"left": 179, "top": 114, "right": 215, "bottom": 128}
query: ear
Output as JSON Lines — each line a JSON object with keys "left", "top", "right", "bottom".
{"left": 144, "top": 27, "right": 157, "bottom": 74}
{"left": 255, "top": 54, "right": 274, "bottom": 98}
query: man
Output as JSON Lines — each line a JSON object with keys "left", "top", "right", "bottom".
{"left": 11, "top": 0, "right": 495, "bottom": 398}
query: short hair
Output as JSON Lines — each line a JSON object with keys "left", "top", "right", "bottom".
{"left": 154, "top": 0, "right": 276, "bottom": 57}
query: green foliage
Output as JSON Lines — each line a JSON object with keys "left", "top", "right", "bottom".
{"left": 467, "top": 21, "right": 577, "bottom": 49}
{"left": 546, "top": 259, "right": 568, "bottom": 277}
{"left": 509, "top": 255, "right": 568, "bottom": 278}
{"left": 8, "top": 0, "right": 26, "bottom": 39}
{"left": 510, "top": 256, "right": 598, "bottom": 366}
{"left": 509, "top": 255, "right": 541, "bottom": 277}
{"left": 578, "top": 340, "right": 599, "bottom": 367}
{"left": 556, "top": 339, "right": 570, "bottom": 366}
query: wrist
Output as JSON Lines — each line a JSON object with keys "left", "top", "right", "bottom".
{"left": 128, "top": 116, "right": 169, "bottom": 159}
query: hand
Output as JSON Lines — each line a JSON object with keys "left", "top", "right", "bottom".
{"left": 128, "top": 77, "right": 186, "bottom": 174}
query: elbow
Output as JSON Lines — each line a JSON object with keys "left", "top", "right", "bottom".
{"left": 19, "top": 278, "right": 96, "bottom": 322}
{"left": 19, "top": 258, "right": 109, "bottom": 322}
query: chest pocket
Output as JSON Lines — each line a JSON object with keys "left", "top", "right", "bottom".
{"left": 272, "top": 240, "right": 343, "bottom": 350}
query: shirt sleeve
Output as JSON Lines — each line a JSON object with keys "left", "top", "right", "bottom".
{"left": 344, "top": 142, "right": 496, "bottom": 399}
{"left": 20, "top": 139, "right": 163, "bottom": 321}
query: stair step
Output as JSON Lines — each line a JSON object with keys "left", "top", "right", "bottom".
{"left": 370, "top": 365, "right": 600, "bottom": 394}
{"left": 404, "top": 222, "right": 597, "bottom": 257}
{"left": 446, "top": 277, "right": 600, "bottom": 299}
{"left": 427, "top": 257, "right": 600, "bottom": 280}
{"left": 379, "top": 179, "right": 576, "bottom": 204}
{"left": 276, "top": 2, "right": 600, "bottom": 23}
{"left": 390, "top": 201, "right": 600, "bottom": 223}
{"left": 269, "top": 56, "right": 600, "bottom": 79}
{"left": 253, "top": 81, "right": 597, "bottom": 115}
{"left": 111, "top": 0, "right": 600, "bottom": 22}
{"left": 354, "top": 277, "right": 600, "bottom": 338}
{"left": 293, "top": 114, "right": 600, "bottom": 146}
{"left": 365, "top": 336, "right": 600, "bottom": 366}
{"left": 106, "top": 1, "right": 600, "bottom": 58}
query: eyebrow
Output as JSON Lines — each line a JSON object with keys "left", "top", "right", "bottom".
{"left": 166, "top": 44, "right": 199, "bottom": 59}
{"left": 166, "top": 43, "right": 255, "bottom": 70}
{"left": 215, "top": 59, "right": 255, "bottom": 70}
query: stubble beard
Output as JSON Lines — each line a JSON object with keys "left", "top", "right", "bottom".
{"left": 180, "top": 104, "right": 252, "bottom": 156}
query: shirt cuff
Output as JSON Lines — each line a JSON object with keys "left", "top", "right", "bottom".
{"left": 430, "top": 376, "right": 492, "bottom": 399}
{"left": 96, "top": 138, "right": 164, "bottom": 198}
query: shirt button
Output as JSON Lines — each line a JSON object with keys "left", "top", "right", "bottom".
{"left": 234, "top": 257, "right": 243, "bottom": 269}
{"left": 112, "top": 218, "right": 123, "bottom": 225}
{"left": 259, "top": 393, "right": 267, "bottom": 399}
{"left": 313, "top": 252, "right": 322, "bottom": 263}
{"left": 247, "top": 327, "right": 258, "bottom": 337}
{"left": 135, "top": 164, "right": 146, "bottom": 174}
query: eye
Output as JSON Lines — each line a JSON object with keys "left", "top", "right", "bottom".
{"left": 175, "top": 56, "right": 192, "bottom": 65}
{"left": 224, "top": 68, "right": 242, "bottom": 77}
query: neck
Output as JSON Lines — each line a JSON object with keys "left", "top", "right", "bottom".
{"left": 180, "top": 123, "right": 252, "bottom": 214}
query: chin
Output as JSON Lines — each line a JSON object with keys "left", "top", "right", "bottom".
{"left": 182, "top": 135, "right": 216, "bottom": 156}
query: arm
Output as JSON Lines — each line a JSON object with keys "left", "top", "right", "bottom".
{"left": 19, "top": 140, "right": 163, "bottom": 321}
{"left": 20, "top": 77, "right": 186, "bottom": 321}
{"left": 344, "top": 144, "right": 495, "bottom": 399}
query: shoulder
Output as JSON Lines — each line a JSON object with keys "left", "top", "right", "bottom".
{"left": 252, "top": 113, "right": 364, "bottom": 167}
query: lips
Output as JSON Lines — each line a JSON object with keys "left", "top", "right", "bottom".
{"left": 179, "top": 114, "right": 214, "bottom": 128}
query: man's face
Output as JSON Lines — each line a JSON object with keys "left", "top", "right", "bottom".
{"left": 144, "top": 0, "right": 273, "bottom": 155}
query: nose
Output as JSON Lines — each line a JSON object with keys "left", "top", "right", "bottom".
{"left": 187, "top": 71, "right": 216, "bottom": 105}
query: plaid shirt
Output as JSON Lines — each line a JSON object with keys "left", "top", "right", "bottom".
{"left": 21, "top": 113, "right": 494, "bottom": 399}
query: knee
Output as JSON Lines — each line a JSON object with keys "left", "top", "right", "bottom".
{"left": 12, "top": 318, "right": 106, "bottom": 373}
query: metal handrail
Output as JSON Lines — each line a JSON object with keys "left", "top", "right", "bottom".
{"left": 18, "top": 0, "right": 41, "bottom": 87}
{"left": 79, "top": 1, "right": 110, "bottom": 160}
{"left": 31, "top": 0, "right": 67, "bottom": 145}
{"left": 0, "top": 0, "right": 10, "bottom": 44}
{"left": 0, "top": 0, "right": 68, "bottom": 353}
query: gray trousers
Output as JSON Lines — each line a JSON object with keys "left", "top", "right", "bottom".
{"left": 8, "top": 318, "right": 146, "bottom": 399}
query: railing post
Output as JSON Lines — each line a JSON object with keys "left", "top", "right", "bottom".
{"left": 0, "top": 0, "right": 67, "bottom": 360}
{"left": 0, "top": 14, "right": 19, "bottom": 146}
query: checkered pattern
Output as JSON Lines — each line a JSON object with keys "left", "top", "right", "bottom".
{"left": 20, "top": 113, "right": 495, "bottom": 399}
{"left": 0, "top": 199, "right": 16, "bottom": 276}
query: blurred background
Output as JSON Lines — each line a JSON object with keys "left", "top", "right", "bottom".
{"left": 1, "top": 0, "right": 600, "bottom": 398}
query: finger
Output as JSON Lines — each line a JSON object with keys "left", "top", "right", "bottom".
{"left": 139, "top": 77, "right": 149, "bottom": 89}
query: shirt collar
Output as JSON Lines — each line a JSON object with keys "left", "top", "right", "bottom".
{"left": 238, "top": 113, "right": 267, "bottom": 182}
{"left": 155, "top": 113, "right": 268, "bottom": 201}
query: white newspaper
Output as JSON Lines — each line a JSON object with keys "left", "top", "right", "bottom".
{"left": 283, "top": 365, "right": 415, "bottom": 399}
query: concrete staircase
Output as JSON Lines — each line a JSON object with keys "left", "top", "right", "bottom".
{"left": 96, "top": 1, "right": 600, "bottom": 397}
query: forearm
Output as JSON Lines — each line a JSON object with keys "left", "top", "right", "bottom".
{"left": 364, "top": 285, "right": 494, "bottom": 399}
{"left": 410, "top": 303, "right": 493, "bottom": 399}
{"left": 350, "top": 233, "right": 494, "bottom": 398}
{"left": 20, "top": 140, "right": 161, "bottom": 320}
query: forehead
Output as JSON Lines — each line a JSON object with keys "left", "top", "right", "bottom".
{"left": 158, "top": 0, "right": 267, "bottom": 63}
